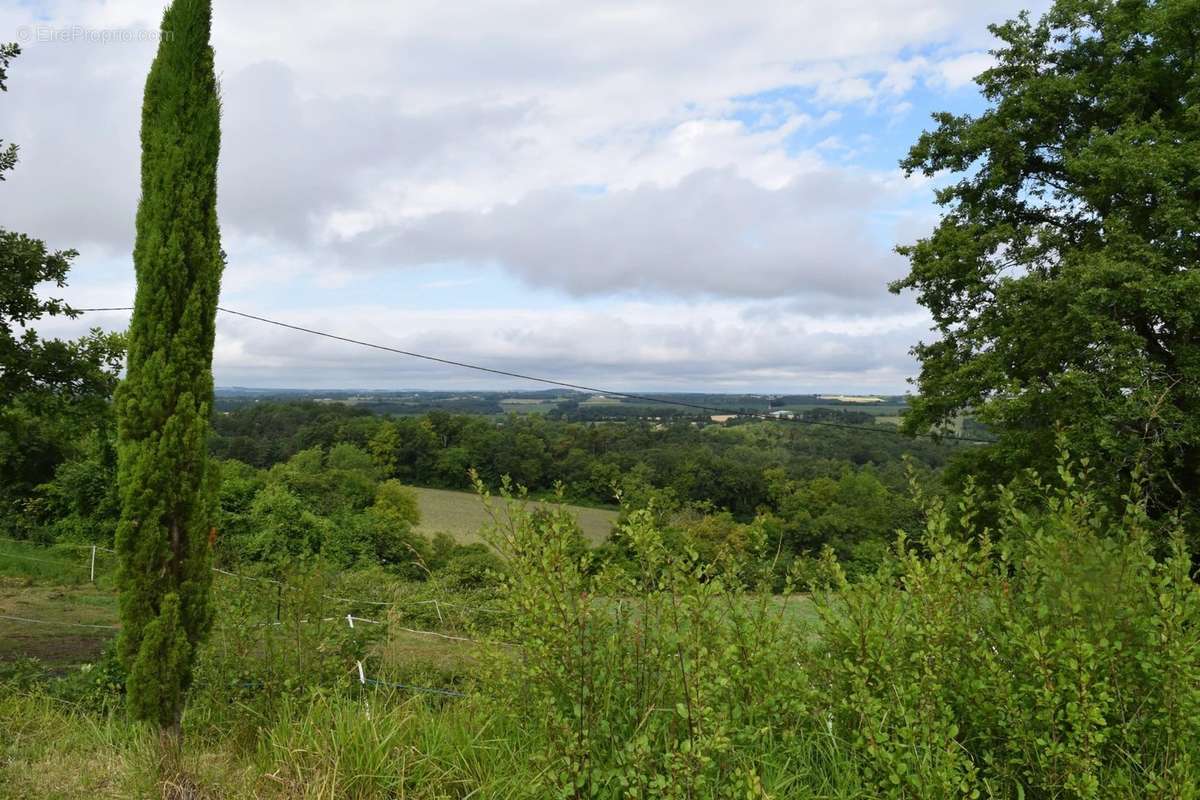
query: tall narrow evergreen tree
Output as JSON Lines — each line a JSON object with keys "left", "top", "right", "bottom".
{"left": 115, "top": 0, "right": 223, "bottom": 731}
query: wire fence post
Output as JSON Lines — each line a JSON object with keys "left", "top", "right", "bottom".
{"left": 356, "top": 659, "right": 371, "bottom": 719}
{"left": 90, "top": 545, "right": 96, "bottom": 583}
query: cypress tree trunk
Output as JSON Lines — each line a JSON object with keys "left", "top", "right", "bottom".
{"left": 114, "top": 0, "right": 223, "bottom": 731}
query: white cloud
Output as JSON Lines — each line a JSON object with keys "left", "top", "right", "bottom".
{"left": 331, "top": 167, "right": 915, "bottom": 306}
{"left": 33, "top": 298, "right": 929, "bottom": 391}
{"left": 2, "top": 0, "right": 1030, "bottom": 250}
{"left": 930, "top": 51, "right": 995, "bottom": 89}
{"left": 201, "top": 301, "right": 931, "bottom": 391}
{"left": 0, "top": 0, "right": 1039, "bottom": 389}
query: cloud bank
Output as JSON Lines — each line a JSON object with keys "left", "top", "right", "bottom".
{"left": 1, "top": 0, "right": 1043, "bottom": 390}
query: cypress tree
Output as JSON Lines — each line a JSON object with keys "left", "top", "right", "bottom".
{"left": 114, "top": 0, "right": 223, "bottom": 731}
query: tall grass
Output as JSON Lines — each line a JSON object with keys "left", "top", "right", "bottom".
{"left": 2, "top": 458, "right": 1198, "bottom": 798}
{"left": 467, "top": 466, "right": 1200, "bottom": 798}
{"left": 257, "top": 691, "right": 536, "bottom": 799}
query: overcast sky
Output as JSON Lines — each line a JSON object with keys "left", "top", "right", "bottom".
{"left": 1, "top": 0, "right": 1042, "bottom": 392}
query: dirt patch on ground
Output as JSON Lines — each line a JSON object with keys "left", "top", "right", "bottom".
{"left": 0, "top": 581, "right": 119, "bottom": 665}
{"left": 0, "top": 630, "right": 111, "bottom": 663}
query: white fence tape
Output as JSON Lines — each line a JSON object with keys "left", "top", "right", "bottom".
{"left": 0, "top": 613, "right": 119, "bottom": 630}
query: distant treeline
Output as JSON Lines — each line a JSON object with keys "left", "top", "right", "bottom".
{"left": 200, "top": 401, "right": 961, "bottom": 575}
{"left": 209, "top": 402, "right": 944, "bottom": 513}
{"left": 5, "top": 393, "right": 956, "bottom": 577}
{"left": 214, "top": 389, "right": 910, "bottom": 419}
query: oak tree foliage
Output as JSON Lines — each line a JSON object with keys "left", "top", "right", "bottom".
{"left": 0, "top": 42, "right": 123, "bottom": 522}
{"left": 893, "top": 0, "right": 1200, "bottom": 522}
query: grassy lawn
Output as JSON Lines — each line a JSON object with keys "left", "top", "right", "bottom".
{"left": 0, "top": 539, "right": 111, "bottom": 585}
{"left": 408, "top": 485, "right": 619, "bottom": 544}
{"left": 0, "top": 541, "right": 122, "bottom": 666}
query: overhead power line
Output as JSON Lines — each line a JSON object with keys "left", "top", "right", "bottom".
{"left": 73, "top": 305, "right": 992, "bottom": 444}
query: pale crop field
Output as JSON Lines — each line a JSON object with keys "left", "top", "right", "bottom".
{"left": 408, "top": 486, "right": 619, "bottom": 545}
{"left": 497, "top": 399, "right": 558, "bottom": 414}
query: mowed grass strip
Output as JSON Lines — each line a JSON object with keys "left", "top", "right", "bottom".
{"left": 0, "top": 539, "right": 108, "bottom": 585}
{"left": 408, "top": 486, "right": 618, "bottom": 545}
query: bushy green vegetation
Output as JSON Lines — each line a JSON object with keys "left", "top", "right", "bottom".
{"left": 5, "top": 401, "right": 944, "bottom": 585}
{"left": 2, "top": 0, "right": 1199, "bottom": 795}
{"left": 892, "top": 0, "right": 1200, "bottom": 526}
{"left": 210, "top": 402, "right": 952, "bottom": 504}
{"left": 3, "top": 393, "right": 944, "bottom": 583}
{"left": 0, "top": 37, "right": 124, "bottom": 546}
{"left": 4, "top": 460, "right": 1199, "bottom": 798}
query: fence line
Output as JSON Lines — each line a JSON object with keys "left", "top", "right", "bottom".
{"left": 0, "top": 536, "right": 114, "bottom": 553}
{"left": 321, "top": 593, "right": 506, "bottom": 616}
{"left": 0, "top": 609, "right": 484, "bottom": 646}
{"left": 0, "top": 588, "right": 501, "bottom": 645}
{"left": 0, "top": 614, "right": 469, "bottom": 699}
{"left": 2, "top": 543, "right": 493, "bottom": 704}
{"left": 422, "top": 598, "right": 508, "bottom": 615}
{"left": 394, "top": 625, "right": 516, "bottom": 648}
{"left": 0, "top": 550, "right": 88, "bottom": 569}
{"left": 363, "top": 675, "right": 467, "bottom": 698}
{"left": 321, "top": 593, "right": 393, "bottom": 606}
{"left": 212, "top": 566, "right": 280, "bottom": 584}
{"left": 3, "top": 540, "right": 508, "bottom": 617}
{"left": 213, "top": 568, "right": 491, "bottom": 614}
{"left": 0, "top": 613, "right": 120, "bottom": 631}
{"left": 253, "top": 613, "right": 505, "bottom": 648}
{"left": 394, "top": 625, "right": 479, "bottom": 643}
{"left": 3, "top": 545, "right": 513, "bottom": 666}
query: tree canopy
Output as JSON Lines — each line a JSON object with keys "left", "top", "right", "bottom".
{"left": 0, "top": 42, "right": 123, "bottom": 528}
{"left": 893, "top": 0, "right": 1200, "bottom": 523}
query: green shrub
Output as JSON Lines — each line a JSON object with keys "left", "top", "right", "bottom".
{"left": 812, "top": 460, "right": 1200, "bottom": 799}
{"left": 478, "top": 477, "right": 813, "bottom": 798}
{"left": 474, "top": 456, "right": 1200, "bottom": 799}
{"left": 50, "top": 639, "right": 126, "bottom": 714}
{"left": 5, "top": 452, "right": 1197, "bottom": 800}
{"left": 188, "top": 567, "right": 380, "bottom": 744}
{"left": 439, "top": 546, "right": 506, "bottom": 590}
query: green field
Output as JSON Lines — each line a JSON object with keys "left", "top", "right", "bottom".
{"left": 497, "top": 400, "right": 558, "bottom": 415}
{"left": 778, "top": 402, "right": 909, "bottom": 416}
{"left": 0, "top": 490, "right": 620, "bottom": 672}
{"left": 0, "top": 539, "right": 107, "bottom": 585}
{"left": 408, "top": 486, "right": 618, "bottom": 544}
{"left": 579, "top": 395, "right": 626, "bottom": 406}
